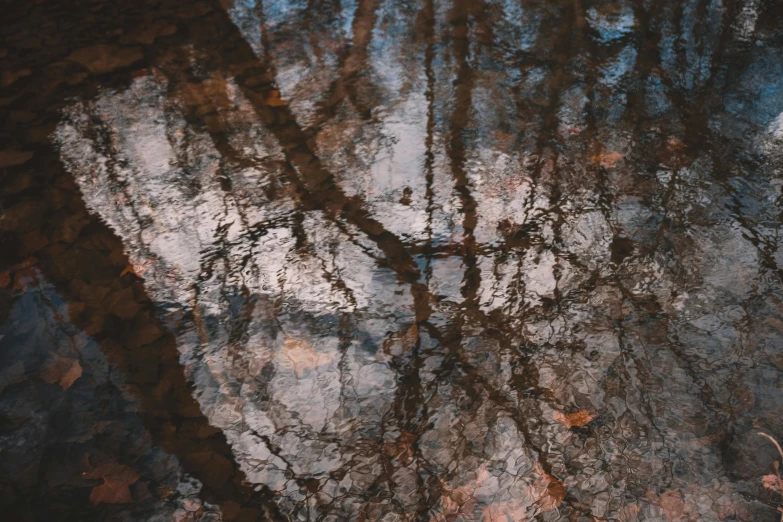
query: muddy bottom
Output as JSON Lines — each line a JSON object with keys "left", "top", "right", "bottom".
{"left": 3, "top": 0, "right": 783, "bottom": 520}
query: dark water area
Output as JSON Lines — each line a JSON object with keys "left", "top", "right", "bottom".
{"left": 3, "top": 0, "right": 783, "bottom": 520}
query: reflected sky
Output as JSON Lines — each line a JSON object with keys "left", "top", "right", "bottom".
{"left": 4, "top": 0, "right": 783, "bottom": 520}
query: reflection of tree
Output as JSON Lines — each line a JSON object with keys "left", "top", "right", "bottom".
{"left": 44, "top": 0, "right": 783, "bottom": 520}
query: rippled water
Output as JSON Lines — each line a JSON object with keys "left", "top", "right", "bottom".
{"left": 3, "top": 0, "right": 783, "bottom": 520}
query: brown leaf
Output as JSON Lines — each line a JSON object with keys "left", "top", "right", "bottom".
{"left": 762, "top": 474, "right": 783, "bottom": 493}
{"left": 439, "top": 466, "right": 491, "bottom": 519}
{"left": 0, "top": 150, "right": 34, "bottom": 168}
{"left": 265, "top": 89, "right": 287, "bottom": 107}
{"left": 553, "top": 410, "right": 596, "bottom": 429}
{"left": 529, "top": 465, "right": 565, "bottom": 513}
{"left": 381, "top": 430, "right": 417, "bottom": 464}
{"left": 173, "top": 498, "right": 204, "bottom": 521}
{"left": 280, "top": 335, "right": 335, "bottom": 377}
{"left": 659, "top": 136, "right": 688, "bottom": 168}
{"left": 21, "top": 230, "right": 48, "bottom": 256}
{"left": 67, "top": 44, "right": 143, "bottom": 75}
{"left": 83, "top": 458, "right": 141, "bottom": 505}
{"left": 591, "top": 150, "right": 624, "bottom": 169}
{"left": 658, "top": 490, "right": 685, "bottom": 521}
{"left": 618, "top": 504, "right": 641, "bottom": 522}
{"left": 13, "top": 267, "right": 38, "bottom": 291}
{"left": 0, "top": 69, "right": 31, "bottom": 88}
{"left": 717, "top": 501, "right": 751, "bottom": 521}
{"left": 40, "top": 353, "right": 82, "bottom": 390}
{"left": 157, "top": 485, "right": 174, "bottom": 499}
{"left": 120, "top": 260, "right": 150, "bottom": 278}
{"left": 402, "top": 323, "right": 419, "bottom": 350}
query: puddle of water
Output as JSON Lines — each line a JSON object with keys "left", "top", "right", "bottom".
{"left": 3, "top": 0, "right": 783, "bottom": 520}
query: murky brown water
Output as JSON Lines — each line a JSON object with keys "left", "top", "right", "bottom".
{"left": 3, "top": 0, "right": 783, "bottom": 520}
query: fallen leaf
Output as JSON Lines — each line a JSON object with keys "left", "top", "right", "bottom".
{"left": 120, "top": 260, "right": 150, "bottom": 277}
{"left": 64, "top": 420, "right": 115, "bottom": 443}
{"left": 0, "top": 69, "right": 31, "bottom": 88}
{"left": 174, "top": 505, "right": 205, "bottom": 522}
{"left": 617, "top": 504, "right": 641, "bottom": 522}
{"left": 67, "top": 44, "right": 143, "bottom": 75}
{"left": 0, "top": 271, "right": 9, "bottom": 287}
{"left": 265, "top": 89, "right": 287, "bottom": 107}
{"left": 173, "top": 510, "right": 193, "bottom": 522}
{"left": 0, "top": 360, "right": 25, "bottom": 394}
{"left": 9, "top": 256, "right": 39, "bottom": 291}
{"left": 439, "top": 466, "right": 491, "bottom": 520}
{"left": 402, "top": 323, "right": 419, "bottom": 350}
{"left": 0, "top": 150, "right": 33, "bottom": 168}
{"left": 40, "top": 353, "right": 82, "bottom": 390}
{"left": 382, "top": 431, "right": 417, "bottom": 464}
{"left": 157, "top": 484, "right": 174, "bottom": 499}
{"left": 558, "top": 124, "right": 582, "bottom": 136}
{"left": 762, "top": 474, "right": 783, "bottom": 493}
{"left": 658, "top": 490, "right": 685, "bottom": 521}
{"left": 529, "top": 465, "right": 566, "bottom": 513}
{"left": 592, "top": 150, "right": 624, "bottom": 168}
{"left": 764, "top": 317, "right": 783, "bottom": 333}
{"left": 83, "top": 458, "right": 141, "bottom": 505}
{"left": 280, "top": 335, "right": 335, "bottom": 377}
{"left": 553, "top": 410, "right": 596, "bottom": 429}
{"left": 181, "top": 498, "right": 202, "bottom": 512}
{"left": 13, "top": 268, "right": 38, "bottom": 291}
{"left": 659, "top": 136, "right": 688, "bottom": 168}
{"left": 22, "top": 231, "right": 49, "bottom": 256}
{"left": 717, "top": 501, "right": 752, "bottom": 521}
{"left": 481, "top": 502, "right": 527, "bottom": 522}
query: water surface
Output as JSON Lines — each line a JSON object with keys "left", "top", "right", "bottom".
{"left": 3, "top": 0, "right": 783, "bottom": 520}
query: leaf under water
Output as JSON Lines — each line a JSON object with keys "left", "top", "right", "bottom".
{"left": 529, "top": 465, "right": 566, "bottom": 513}
{"left": 280, "top": 335, "right": 335, "bottom": 377}
{"left": 553, "top": 410, "right": 596, "bottom": 429}
{"left": 83, "top": 458, "right": 141, "bottom": 505}
{"left": 591, "top": 150, "right": 624, "bottom": 169}
{"left": 40, "top": 353, "right": 82, "bottom": 390}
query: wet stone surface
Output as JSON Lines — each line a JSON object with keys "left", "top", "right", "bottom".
{"left": 3, "top": 0, "right": 783, "bottom": 520}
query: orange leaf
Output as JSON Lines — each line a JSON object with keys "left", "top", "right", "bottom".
{"left": 658, "top": 490, "right": 685, "bottom": 521}
{"left": 265, "top": 89, "right": 287, "bottom": 107}
{"left": 717, "top": 501, "right": 751, "bottom": 521}
{"left": 402, "top": 323, "right": 419, "bottom": 350}
{"left": 659, "top": 136, "right": 688, "bottom": 168}
{"left": 439, "top": 466, "right": 490, "bottom": 518}
{"left": 618, "top": 504, "right": 641, "bottom": 522}
{"left": 530, "top": 465, "right": 566, "bottom": 512}
{"left": 592, "top": 151, "right": 624, "bottom": 168}
{"left": 553, "top": 410, "right": 596, "bottom": 429}
{"left": 763, "top": 474, "right": 783, "bottom": 493}
{"left": 83, "top": 458, "right": 141, "bottom": 505}
{"left": 280, "top": 335, "right": 335, "bottom": 377}
{"left": 40, "top": 353, "right": 82, "bottom": 390}
{"left": 120, "top": 260, "right": 150, "bottom": 277}
{"left": 382, "top": 430, "right": 417, "bottom": 463}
